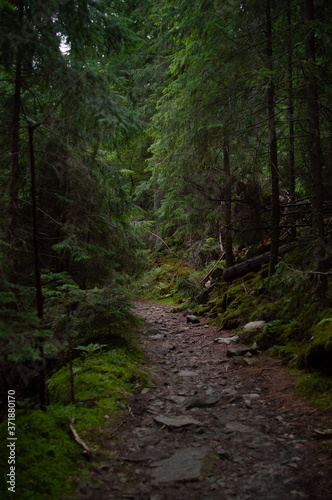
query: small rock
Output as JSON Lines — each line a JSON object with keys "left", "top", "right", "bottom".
{"left": 184, "top": 395, "right": 221, "bottom": 409}
{"left": 153, "top": 415, "right": 203, "bottom": 429}
{"left": 187, "top": 315, "right": 200, "bottom": 324}
{"left": 243, "top": 320, "right": 266, "bottom": 331}
{"left": 178, "top": 369, "right": 197, "bottom": 377}
{"left": 243, "top": 357, "right": 257, "bottom": 365}
{"left": 214, "top": 335, "right": 239, "bottom": 345}
{"left": 226, "top": 346, "right": 258, "bottom": 357}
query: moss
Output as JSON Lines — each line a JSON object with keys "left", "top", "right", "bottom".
{"left": 294, "top": 371, "right": 332, "bottom": 413}
{"left": 48, "top": 346, "right": 148, "bottom": 408}
{"left": 0, "top": 408, "right": 84, "bottom": 499}
{"left": 304, "top": 319, "right": 332, "bottom": 372}
{"left": 0, "top": 340, "right": 149, "bottom": 499}
{"left": 266, "top": 343, "right": 303, "bottom": 366}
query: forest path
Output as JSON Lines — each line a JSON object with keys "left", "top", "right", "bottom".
{"left": 79, "top": 300, "right": 332, "bottom": 500}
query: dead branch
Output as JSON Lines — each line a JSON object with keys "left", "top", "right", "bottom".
{"left": 148, "top": 231, "right": 181, "bottom": 258}
{"left": 198, "top": 253, "right": 225, "bottom": 285}
{"left": 69, "top": 418, "right": 92, "bottom": 459}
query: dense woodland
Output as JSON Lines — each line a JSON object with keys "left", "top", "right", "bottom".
{"left": 0, "top": 0, "right": 332, "bottom": 497}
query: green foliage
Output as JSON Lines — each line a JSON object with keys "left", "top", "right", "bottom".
{"left": 294, "top": 372, "right": 332, "bottom": 413}
{"left": 48, "top": 343, "right": 147, "bottom": 406}
{"left": 42, "top": 271, "right": 139, "bottom": 353}
{"left": 0, "top": 340, "right": 148, "bottom": 499}
{"left": 75, "top": 343, "right": 108, "bottom": 357}
{"left": 0, "top": 285, "right": 49, "bottom": 363}
{"left": 0, "top": 408, "right": 84, "bottom": 499}
{"left": 135, "top": 256, "right": 199, "bottom": 302}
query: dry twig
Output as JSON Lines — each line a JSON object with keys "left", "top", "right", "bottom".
{"left": 69, "top": 418, "right": 92, "bottom": 459}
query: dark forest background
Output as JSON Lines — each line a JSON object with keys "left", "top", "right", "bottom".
{"left": 0, "top": 0, "right": 331, "bottom": 497}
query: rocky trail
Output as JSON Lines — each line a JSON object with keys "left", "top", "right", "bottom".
{"left": 79, "top": 301, "right": 332, "bottom": 500}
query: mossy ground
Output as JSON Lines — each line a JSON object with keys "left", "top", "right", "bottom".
{"left": 0, "top": 337, "right": 149, "bottom": 499}
{"left": 135, "top": 254, "right": 203, "bottom": 303}
{"left": 294, "top": 371, "right": 332, "bottom": 413}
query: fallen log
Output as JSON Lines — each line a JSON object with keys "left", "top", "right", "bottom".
{"left": 222, "top": 242, "right": 297, "bottom": 282}
{"left": 69, "top": 418, "right": 92, "bottom": 459}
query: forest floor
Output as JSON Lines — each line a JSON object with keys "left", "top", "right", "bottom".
{"left": 77, "top": 300, "right": 332, "bottom": 500}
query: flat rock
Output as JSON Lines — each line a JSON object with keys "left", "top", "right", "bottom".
{"left": 153, "top": 415, "right": 203, "bottom": 428}
{"left": 186, "top": 315, "right": 200, "bottom": 324}
{"left": 184, "top": 394, "right": 221, "bottom": 409}
{"left": 142, "top": 328, "right": 162, "bottom": 336}
{"left": 214, "top": 335, "right": 239, "bottom": 344}
{"left": 243, "top": 320, "right": 266, "bottom": 331}
{"left": 178, "top": 369, "right": 197, "bottom": 377}
{"left": 164, "top": 395, "right": 187, "bottom": 404}
{"left": 226, "top": 346, "right": 258, "bottom": 357}
{"left": 150, "top": 446, "right": 218, "bottom": 484}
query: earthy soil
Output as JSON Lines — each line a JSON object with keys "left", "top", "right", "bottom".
{"left": 77, "top": 300, "right": 332, "bottom": 500}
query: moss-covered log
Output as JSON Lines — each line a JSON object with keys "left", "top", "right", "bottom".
{"left": 222, "top": 243, "right": 297, "bottom": 282}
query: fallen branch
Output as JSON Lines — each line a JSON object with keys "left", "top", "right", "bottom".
{"left": 198, "top": 253, "right": 225, "bottom": 285}
{"left": 222, "top": 242, "right": 297, "bottom": 282}
{"left": 148, "top": 231, "right": 181, "bottom": 258}
{"left": 69, "top": 418, "right": 92, "bottom": 459}
{"left": 109, "top": 421, "right": 124, "bottom": 438}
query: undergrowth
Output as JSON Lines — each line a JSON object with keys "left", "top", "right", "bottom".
{"left": 0, "top": 337, "right": 148, "bottom": 500}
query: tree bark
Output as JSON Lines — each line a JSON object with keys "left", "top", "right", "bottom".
{"left": 28, "top": 123, "right": 46, "bottom": 409}
{"left": 287, "top": 0, "right": 296, "bottom": 240}
{"left": 222, "top": 242, "right": 297, "bottom": 282}
{"left": 266, "top": 0, "right": 280, "bottom": 275}
{"left": 8, "top": 2, "right": 24, "bottom": 282}
{"left": 153, "top": 189, "right": 163, "bottom": 256}
{"left": 222, "top": 142, "right": 234, "bottom": 268}
{"left": 304, "top": 0, "right": 327, "bottom": 296}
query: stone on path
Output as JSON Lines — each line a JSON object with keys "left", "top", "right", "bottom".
{"left": 243, "top": 320, "right": 265, "bottom": 331}
{"left": 214, "top": 335, "right": 239, "bottom": 344}
{"left": 226, "top": 346, "right": 258, "bottom": 358}
{"left": 153, "top": 415, "right": 203, "bottom": 429}
{"left": 178, "top": 369, "right": 197, "bottom": 377}
{"left": 184, "top": 394, "right": 221, "bottom": 409}
{"left": 186, "top": 315, "right": 200, "bottom": 324}
{"left": 150, "top": 446, "right": 219, "bottom": 484}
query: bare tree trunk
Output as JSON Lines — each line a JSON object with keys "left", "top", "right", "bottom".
{"left": 154, "top": 189, "right": 163, "bottom": 256}
{"left": 28, "top": 123, "right": 46, "bottom": 409}
{"left": 266, "top": 0, "right": 280, "bottom": 275}
{"left": 8, "top": 3, "right": 23, "bottom": 282}
{"left": 222, "top": 142, "right": 234, "bottom": 268}
{"left": 287, "top": 0, "right": 296, "bottom": 240}
{"left": 304, "top": 0, "right": 327, "bottom": 296}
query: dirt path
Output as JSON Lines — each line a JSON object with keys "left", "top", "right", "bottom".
{"left": 78, "top": 301, "right": 332, "bottom": 500}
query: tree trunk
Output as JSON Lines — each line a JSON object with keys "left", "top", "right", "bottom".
{"left": 287, "top": 0, "right": 296, "bottom": 240}
{"left": 266, "top": 0, "right": 280, "bottom": 275}
{"left": 222, "top": 142, "right": 234, "bottom": 268}
{"left": 8, "top": 3, "right": 23, "bottom": 282}
{"left": 304, "top": 0, "right": 327, "bottom": 296}
{"left": 222, "top": 242, "right": 297, "bottom": 282}
{"left": 153, "top": 189, "right": 163, "bottom": 256}
{"left": 28, "top": 123, "right": 46, "bottom": 409}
